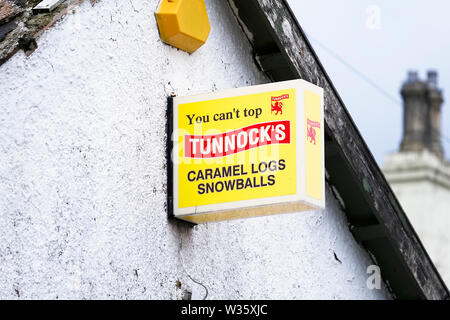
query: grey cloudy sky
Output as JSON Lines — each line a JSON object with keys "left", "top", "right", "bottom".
{"left": 287, "top": 0, "right": 450, "bottom": 165}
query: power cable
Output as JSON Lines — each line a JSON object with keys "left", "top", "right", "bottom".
{"left": 305, "top": 33, "right": 450, "bottom": 147}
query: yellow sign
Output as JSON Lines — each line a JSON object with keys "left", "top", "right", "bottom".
{"left": 169, "top": 80, "right": 324, "bottom": 224}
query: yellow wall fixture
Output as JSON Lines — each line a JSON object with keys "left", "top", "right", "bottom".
{"left": 155, "top": 0, "right": 211, "bottom": 54}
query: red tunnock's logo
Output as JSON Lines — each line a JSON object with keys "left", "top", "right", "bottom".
{"left": 271, "top": 94, "right": 289, "bottom": 115}
{"left": 306, "top": 119, "right": 320, "bottom": 145}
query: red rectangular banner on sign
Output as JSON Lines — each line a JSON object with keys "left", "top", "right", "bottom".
{"left": 184, "top": 120, "right": 291, "bottom": 158}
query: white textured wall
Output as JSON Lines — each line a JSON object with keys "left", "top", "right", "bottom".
{"left": 0, "top": 0, "right": 390, "bottom": 299}
{"left": 392, "top": 179, "right": 450, "bottom": 287}
{"left": 383, "top": 151, "right": 450, "bottom": 286}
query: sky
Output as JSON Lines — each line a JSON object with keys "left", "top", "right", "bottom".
{"left": 287, "top": 0, "right": 450, "bottom": 165}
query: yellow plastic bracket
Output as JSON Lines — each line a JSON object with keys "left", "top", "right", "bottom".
{"left": 155, "top": 0, "right": 211, "bottom": 53}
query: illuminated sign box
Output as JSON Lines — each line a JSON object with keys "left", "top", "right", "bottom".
{"left": 167, "top": 80, "right": 324, "bottom": 224}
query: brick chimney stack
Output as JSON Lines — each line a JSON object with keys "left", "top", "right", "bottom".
{"left": 400, "top": 70, "right": 444, "bottom": 158}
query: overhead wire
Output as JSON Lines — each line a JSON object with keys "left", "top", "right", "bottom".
{"left": 306, "top": 33, "right": 450, "bottom": 148}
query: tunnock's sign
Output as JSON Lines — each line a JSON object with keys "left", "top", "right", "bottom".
{"left": 167, "top": 80, "right": 324, "bottom": 224}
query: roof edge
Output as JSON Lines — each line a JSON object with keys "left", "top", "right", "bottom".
{"left": 229, "top": 0, "right": 449, "bottom": 299}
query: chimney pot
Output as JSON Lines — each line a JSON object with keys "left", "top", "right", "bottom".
{"left": 407, "top": 71, "right": 419, "bottom": 83}
{"left": 400, "top": 70, "right": 444, "bottom": 159}
{"left": 427, "top": 70, "right": 438, "bottom": 87}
